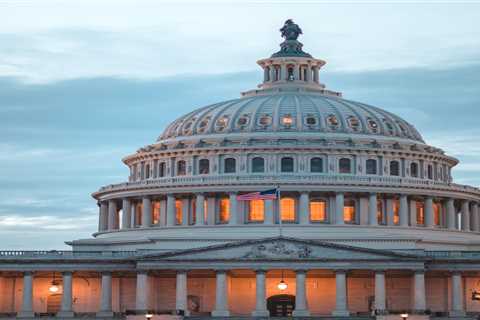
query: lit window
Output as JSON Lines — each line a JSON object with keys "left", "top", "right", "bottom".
{"left": 377, "top": 200, "right": 384, "bottom": 224}
{"left": 339, "top": 158, "right": 351, "bottom": 174}
{"left": 310, "top": 157, "right": 323, "bottom": 173}
{"left": 344, "top": 199, "right": 356, "bottom": 223}
{"left": 282, "top": 115, "right": 294, "bottom": 126}
{"left": 433, "top": 202, "right": 441, "bottom": 225}
{"left": 327, "top": 114, "right": 339, "bottom": 129}
{"left": 410, "top": 163, "right": 418, "bottom": 178}
{"left": 366, "top": 159, "right": 377, "bottom": 175}
{"left": 135, "top": 202, "right": 143, "bottom": 227}
{"left": 159, "top": 162, "right": 166, "bottom": 178}
{"left": 252, "top": 157, "right": 265, "bottom": 173}
{"left": 248, "top": 200, "right": 264, "bottom": 222}
{"left": 219, "top": 198, "right": 230, "bottom": 223}
{"left": 258, "top": 115, "right": 272, "bottom": 126}
{"left": 175, "top": 200, "right": 182, "bottom": 225}
{"left": 224, "top": 158, "right": 236, "bottom": 173}
{"left": 347, "top": 116, "right": 360, "bottom": 131}
{"left": 198, "top": 116, "right": 211, "bottom": 133}
{"left": 390, "top": 161, "right": 400, "bottom": 176}
{"left": 367, "top": 118, "right": 378, "bottom": 133}
{"left": 393, "top": 199, "right": 400, "bottom": 224}
{"left": 310, "top": 199, "right": 327, "bottom": 222}
{"left": 281, "top": 157, "right": 294, "bottom": 172}
{"left": 216, "top": 116, "right": 229, "bottom": 131}
{"left": 204, "top": 200, "right": 208, "bottom": 223}
{"left": 183, "top": 119, "right": 195, "bottom": 134}
{"left": 416, "top": 201, "right": 425, "bottom": 225}
{"left": 280, "top": 197, "right": 296, "bottom": 222}
{"left": 177, "top": 160, "right": 186, "bottom": 176}
{"left": 152, "top": 201, "right": 161, "bottom": 225}
{"left": 199, "top": 159, "right": 210, "bottom": 174}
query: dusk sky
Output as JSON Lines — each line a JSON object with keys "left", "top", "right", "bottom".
{"left": 1, "top": 1, "right": 480, "bottom": 249}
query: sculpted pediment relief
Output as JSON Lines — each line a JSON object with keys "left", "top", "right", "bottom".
{"left": 140, "top": 237, "right": 420, "bottom": 262}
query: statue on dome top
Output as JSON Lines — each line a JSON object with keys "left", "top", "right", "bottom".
{"left": 280, "top": 19, "right": 302, "bottom": 41}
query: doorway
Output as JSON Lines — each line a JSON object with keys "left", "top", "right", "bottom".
{"left": 267, "top": 294, "right": 295, "bottom": 317}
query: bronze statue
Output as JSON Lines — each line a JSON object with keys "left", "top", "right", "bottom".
{"left": 280, "top": 19, "right": 302, "bottom": 41}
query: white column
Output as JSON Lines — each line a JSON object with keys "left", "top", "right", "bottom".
{"left": 18, "top": 272, "right": 34, "bottom": 318}
{"left": 359, "top": 197, "right": 369, "bottom": 225}
{"left": 176, "top": 271, "right": 189, "bottom": 316}
{"left": 462, "top": 200, "right": 470, "bottom": 231}
{"left": 135, "top": 271, "right": 149, "bottom": 311}
{"left": 425, "top": 197, "right": 434, "bottom": 227}
{"left": 121, "top": 198, "right": 132, "bottom": 229}
{"left": 99, "top": 202, "right": 108, "bottom": 231}
{"left": 292, "top": 270, "right": 310, "bottom": 316}
{"left": 228, "top": 193, "right": 238, "bottom": 225}
{"left": 299, "top": 192, "right": 310, "bottom": 225}
{"left": 212, "top": 270, "right": 229, "bottom": 317}
{"left": 413, "top": 271, "right": 426, "bottom": 312}
{"left": 96, "top": 272, "right": 113, "bottom": 317}
{"left": 313, "top": 66, "right": 319, "bottom": 83}
{"left": 374, "top": 271, "right": 386, "bottom": 312}
{"left": 399, "top": 194, "right": 409, "bottom": 227}
{"left": 181, "top": 198, "right": 190, "bottom": 225}
{"left": 386, "top": 198, "right": 394, "bottom": 226}
{"left": 58, "top": 272, "right": 74, "bottom": 317}
{"left": 166, "top": 194, "right": 176, "bottom": 226}
{"left": 252, "top": 270, "right": 269, "bottom": 317}
{"left": 335, "top": 193, "right": 345, "bottom": 225}
{"left": 368, "top": 193, "right": 378, "bottom": 226}
{"left": 305, "top": 64, "right": 312, "bottom": 82}
{"left": 269, "top": 65, "right": 276, "bottom": 82}
{"left": 264, "top": 200, "right": 274, "bottom": 225}
{"left": 447, "top": 198, "right": 456, "bottom": 230}
{"left": 280, "top": 64, "right": 287, "bottom": 81}
{"left": 293, "top": 64, "right": 300, "bottom": 80}
{"left": 332, "top": 270, "right": 349, "bottom": 316}
{"left": 142, "top": 197, "right": 152, "bottom": 227}
{"left": 107, "top": 200, "right": 117, "bottom": 230}
{"left": 207, "top": 197, "right": 216, "bottom": 225}
{"left": 450, "top": 272, "right": 465, "bottom": 317}
{"left": 195, "top": 194, "right": 206, "bottom": 226}
{"left": 472, "top": 202, "right": 480, "bottom": 232}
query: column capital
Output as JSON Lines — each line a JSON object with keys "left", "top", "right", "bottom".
{"left": 334, "top": 269, "right": 349, "bottom": 274}
{"left": 214, "top": 269, "right": 229, "bottom": 274}
{"left": 374, "top": 269, "right": 386, "bottom": 274}
{"left": 136, "top": 270, "right": 149, "bottom": 275}
{"left": 450, "top": 270, "right": 463, "bottom": 276}
{"left": 100, "top": 271, "right": 112, "bottom": 276}
{"left": 176, "top": 269, "right": 189, "bottom": 274}
{"left": 23, "top": 271, "right": 34, "bottom": 276}
{"left": 253, "top": 269, "right": 267, "bottom": 274}
{"left": 294, "top": 269, "right": 308, "bottom": 274}
{"left": 413, "top": 269, "right": 425, "bottom": 275}
{"left": 61, "top": 271, "right": 73, "bottom": 276}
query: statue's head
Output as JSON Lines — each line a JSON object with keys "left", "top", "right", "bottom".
{"left": 284, "top": 19, "right": 293, "bottom": 25}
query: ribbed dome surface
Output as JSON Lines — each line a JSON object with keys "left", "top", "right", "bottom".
{"left": 158, "top": 92, "right": 424, "bottom": 143}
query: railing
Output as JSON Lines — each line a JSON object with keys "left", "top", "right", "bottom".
{"left": 95, "top": 174, "right": 480, "bottom": 196}
{"left": 424, "top": 251, "right": 480, "bottom": 259}
{"left": 0, "top": 250, "right": 139, "bottom": 258}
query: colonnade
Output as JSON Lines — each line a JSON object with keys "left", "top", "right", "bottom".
{"left": 98, "top": 192, "right": 480, "bottom": 234}
{"left": 12, "top": 269, "right": 468, "bottom": 317}
{"left": 262, "top": 61, "right": 321, "bottom": 84}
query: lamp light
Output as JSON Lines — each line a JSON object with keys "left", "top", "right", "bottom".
{"left": 145, "top": 313, "right": 153, "bottom": 319}
{"left": 472, "top": 290, "right": 480, "bottom": 301}
{"left": 400, "top": 313, "right": 409, "bottom": 320}
{"left": 49, "top": 272, "right": 60, "bottom": 293}
{"left": 277, "top": 270, "right": 288, "bottom": 291}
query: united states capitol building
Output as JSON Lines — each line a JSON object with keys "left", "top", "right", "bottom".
{"left": 2, "top": 20, "right": 480, "bottom": 320}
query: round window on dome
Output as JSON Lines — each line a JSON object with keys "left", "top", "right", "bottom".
{"left": 327, "top": 114, "right": 339, "bottom": 129}
{"left": 347, "top": 116, "right": 360, "bottom": 131}
{"left": 258, "top": 115, "right": 272, "bottom": 127}
{"left": 198, "top": 117, "right": 211, "bottom": 133}
{"left": 281, "top": 115, "right": 294, "bottom": 127}
{"left": 237, "top": 115, "right": 249, "bottom": 128}
{"left": 305, "top": 115, "right": 317, "bottom": 126}
{"left": 383, "top": 119, "right": 395, "bottom": 135}
{"left": 397, "top": 121, "right": 407, "bottom": 135}
{"left": 367, "top": 118, "right": 379, "bottom": 133}
{"left": 216, "top": 116, "right": 229, "bottom": 131}
{"left": 183, "top": 118, "right": 195, "bottom": 134}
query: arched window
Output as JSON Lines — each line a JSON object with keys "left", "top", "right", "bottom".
{"left": 219, "top": 198, "right": 230, "bottom": 223}
{"left": 366, "top": 159, "right": 377, "bottom": 175}
{"left": 145, "top": 164, "right": 150, "bottom": 179}
{"left": 339, "top": 158, "right": 351, "bottom": 174}
{"left": 199, "top": 159, "right": 209, "bottom": 174}
{"left": 410, "top": 162, "right": 418, "bottom": 178}
{"left": 416, "top": 201, "right": 425, "bottom": 225}
{"left": 281, "top": 157, "right": 294, "bottom": 172}
{"left": 344, "top": 199, "right": 356, "bottom": 223}
{"left": 310, "top": 158, "right": 323, "bottom": 173}
{"left": 393, "top": 199, "right": 400, "bottom": 224}
{"left": 175, "top": 200, "right": 182, "bottom": 225}
{"left": 135, "top": 202, "right": 143, "bottom": 227}
{"left": 224, "top": 158, "right": 236, "bottom": 173}
{"left": 248, "top": 200, "right": 264, "bottom": 222}
{"left": 310, "top": 199, "right": 327, "bottom": 222}
{"left": 159, "top": 162, "right": 166, "bottom": 177}
{"left": 390, "top": 161, "right": 400, "bottom": 176}
{"left": 280, "top": 197, "right": 296, "bottom": 222}
{"left": 177, "top": 160, "right": 186, "bottom": 176}
{"left": 152, "top": 201, "right": 161, "bottom": 225}
{"left": 252, "top": 157, "right": 265, "bottom": 173}
{"left": 433, "top": 202, "right": 441, "bottom": 226}
{"left": 427, "top": 165, "right": 433, "bottom": 179}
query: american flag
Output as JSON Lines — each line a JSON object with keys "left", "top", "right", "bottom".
{"left": 236, "top": 188, "right": 279, "bottom": 201}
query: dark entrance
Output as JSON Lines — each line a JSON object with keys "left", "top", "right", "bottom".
{"left": 267, "top": 294, "right": 296, "bottom": 317}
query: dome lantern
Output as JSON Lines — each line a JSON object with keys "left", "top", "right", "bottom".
{"left": 242, "top": 19, "right": 341, "bottom": 98}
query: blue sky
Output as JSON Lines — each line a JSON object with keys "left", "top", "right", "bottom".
{"left": 1, "top": 1, "right": 480, "bottom": 249}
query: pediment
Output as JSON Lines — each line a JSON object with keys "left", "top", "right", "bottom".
{"left": 139, "top": 237, "right": 420, "bottom": 262}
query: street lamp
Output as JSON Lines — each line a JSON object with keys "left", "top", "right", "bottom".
{"left": 277, "top": 270, "right": 288, "bottom": 291}
{"left": 49, "top": 273, "right": 60, "bottom": 293}
{"left": 400, "top": 313, "right": 408, "bottom": 320}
